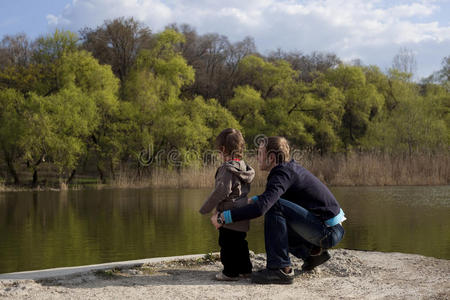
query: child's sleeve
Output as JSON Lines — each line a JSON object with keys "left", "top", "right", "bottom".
{"left": 199, "top": 167, "right": 233, "bottom": 214}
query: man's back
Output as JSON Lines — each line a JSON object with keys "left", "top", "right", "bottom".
{"left": 274, "top": 159, "right": 340, "bottom": 220}
{"left": 230, "top": 159, "right": 341, "bottom": 222}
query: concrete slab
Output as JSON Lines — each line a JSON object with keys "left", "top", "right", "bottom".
{"left": 0, "top": 253, "right": 214, "bottom": 280}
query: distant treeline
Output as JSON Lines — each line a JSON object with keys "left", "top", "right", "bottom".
{"left": 0, "top": 17, "right": 448, "bottom": 186}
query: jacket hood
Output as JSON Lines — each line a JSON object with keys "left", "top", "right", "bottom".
{"left": 224, "top": 160, "right": 255, "bottom": 183}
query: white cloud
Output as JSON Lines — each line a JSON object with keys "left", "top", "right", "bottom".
{"left": 47, "top": 0, "right": 450, "bottom": 77}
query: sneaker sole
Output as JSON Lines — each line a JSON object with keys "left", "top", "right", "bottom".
{"left": 251, "top": 277, "right": 293, "bottom": 285}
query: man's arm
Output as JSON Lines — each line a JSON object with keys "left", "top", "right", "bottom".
{"left": 223, "top": 166, "right": 292, "bottom": 223}
{"left": 199, "top": 167, "right": 233, "bottom": 214}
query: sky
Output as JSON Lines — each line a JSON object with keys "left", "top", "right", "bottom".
{"left": 1, "top": 0, "right": 449, "bottom": 78}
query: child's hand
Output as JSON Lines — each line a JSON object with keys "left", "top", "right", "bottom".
{"left": 247, "top": 198, "right": 253, "bottom": 204}
{"left": 211, "top": 212, "right": 222, "bottom": 230}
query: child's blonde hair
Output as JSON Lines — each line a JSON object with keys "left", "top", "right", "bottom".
{"left": 215, "top": 128, "right": 245, "bottom": 159}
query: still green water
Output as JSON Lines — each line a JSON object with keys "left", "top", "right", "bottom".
{"left": 0, "top": 186, "right": 449, "bottom": 274}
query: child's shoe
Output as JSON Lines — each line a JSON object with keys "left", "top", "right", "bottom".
{"left": 215, "top": 272, "right": 239, "bottom": 281}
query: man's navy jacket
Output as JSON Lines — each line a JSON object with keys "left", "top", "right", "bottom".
{"left": 229, "top": 159, "right": 341, "bottom": 222}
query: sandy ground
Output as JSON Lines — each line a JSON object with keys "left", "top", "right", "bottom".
{"left": 0, "top": 249, "right": 449, "bottom": 300}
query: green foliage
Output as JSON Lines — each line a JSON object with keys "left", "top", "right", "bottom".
{"left": 33, "top": 29, "right": 78, "bottom": 64}
{"left": 121, "top": 29, "right": 236, "bottom": 166}
{"left": 239, "top": 55, "right": 297, "bottom": 98}
{"left": 132, "top": 29, "right": 195, "bottom": 98}
{"left": 0, "top": 89, "right": 28, "bottom": 165}
{"left": 363, "top": 91, "right": 448, "bottom": 153}
{"left": 41, "top": 86, "right": 98, "bottom": 174}
{"left": 326, "top": 65, "right": 384, "bottom": 149}
{"left": 57, "top": 50, "right": 121, "bottom": 177}
{"left": 0, "top": 26, "right": 448, "bottom": 185}
{"left": 0, "top": 30, "right": 121, "bottom": 182}
{"left": 191, "top": 96, "right": 241, "bottom": 146}
{"left": 228, "top": 86, "right": 265, "bottom": 143}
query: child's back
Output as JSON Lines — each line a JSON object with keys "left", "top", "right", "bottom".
{"left": 199, "top": 159, "right": 255, "bottom": 232}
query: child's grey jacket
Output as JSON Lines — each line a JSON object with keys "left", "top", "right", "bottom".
{"left": 199, "top": 160, "right": 255, "bottom": 232}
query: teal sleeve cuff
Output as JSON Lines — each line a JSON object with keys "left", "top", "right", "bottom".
{"left": 251, "top": 196, "right": 259, "bottom": 203}
{"left": 325, "top": 208, "right": 346, "bottom": 227}
{"left": 223, "top": 210, "right": 232, "bottom": 224}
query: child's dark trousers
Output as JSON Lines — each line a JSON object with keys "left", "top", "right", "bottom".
{"left": 218, "top": 227, "right": 252, "bottom": 277}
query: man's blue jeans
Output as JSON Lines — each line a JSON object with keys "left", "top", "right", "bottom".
{"left": 264, "top": 199, "right": 345, "bottom": 269}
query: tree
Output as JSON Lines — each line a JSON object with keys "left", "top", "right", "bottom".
{"left": 37, "top": 87, "right": 98, "bottom": 180}
{"left": 0, "top": 89, "right": 27, "bottom": 184}
{"left": 80, "top": 17, "right": 152, "bottom": 88}
{"left": 305, "top": 78, "right": 345, "bottom": 152}
{"left": 362, "top": 96, "right": 447, "bottom": 154}
{"left": 423, "top": 56, "right": 450, "bottom": 92}
{"left": 392, "top": 47, "right": 417, "bottom": 80}
{"left": 0, "top": 33, "right": 33, "bottom": 68}
{"left": 326, "top": 65, "right": 384, "bottom": 150}
{"left": 0, "top": 34, "right": 41, "bottom": 94}
{"left": 58, "top": 50, "right": 120, "bottom": 183}
{"left": 168, "top": 23, "right": 256, "bottom": 105}
{"left": 31, "top": 29, "right": 79, "bottom": 96}
{"left": 121, "top": 29, "right": 199, "bottom": 169}
{"left": 238, "top": 55, "right": 297, "bottom": 98}
{"left": 0, "top": 30, "right": 121, "bottom": 185}
{"left": 268, "top": 50, "right": 341, "bottom": 82}
{"left": 228, "top": 86, "right": 266, "bottom": 143}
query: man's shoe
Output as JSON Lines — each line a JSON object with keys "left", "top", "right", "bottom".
{"left": 310, "top": 245, "right": 323, "bottom": 256}
{"left": 302, "top": 250, "right": 331, "bottom": 271}
{"left": 251, "top": 268, "right": 294, "bottom": 284}
{"left": 215, "top": 272, "right": 239, "bottom": 281}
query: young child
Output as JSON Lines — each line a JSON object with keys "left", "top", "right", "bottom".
{"left": 199, "top": 128, "right": 255, "bottom": 281}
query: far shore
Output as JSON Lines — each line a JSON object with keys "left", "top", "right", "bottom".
{"left": 1, "top": 249, "right": 449, "bottom": 299}
{"left": 1, "top": 151, "right": 448, "bottom": 191}
{"left": 1, "top": 181, "right": 450, "bottom": 193}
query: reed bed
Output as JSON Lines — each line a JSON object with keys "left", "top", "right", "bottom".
{"left": 110, "top": 156, "right": 268, "bottom": 189}
{"left": 305, "top": 152, "right": 449, "bottom": 186}
{"left": 1, "top": 152, "right": 448, "bottom": 190}
{"left": 109, "top": 152, "right": 449, "bottom": 188}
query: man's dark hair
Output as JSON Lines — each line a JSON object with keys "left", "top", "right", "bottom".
{"left": 264, "top": 136, "right": 290, "bottom": 164}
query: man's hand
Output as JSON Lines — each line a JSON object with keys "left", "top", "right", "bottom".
{"left": 211, "top": 212, "right": 222, "bottom": 230}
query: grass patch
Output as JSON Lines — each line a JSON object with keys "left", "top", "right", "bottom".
{"left": 170, "top": 253, "right": 220, "bottom": 267}
{"left": 139, "top": 266, "right": 157, "bottom": 275}
{"left": 94, "top": 268, "right": 122, "bottom": 279}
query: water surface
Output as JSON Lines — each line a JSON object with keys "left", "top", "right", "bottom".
{"left": 0, "top": 186, "right": 448, "bottom": 274}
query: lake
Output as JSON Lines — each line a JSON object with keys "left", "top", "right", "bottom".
{"left": 0, "top": 186, "right": 449, "bottom": 274}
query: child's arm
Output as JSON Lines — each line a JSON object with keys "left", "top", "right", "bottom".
{"left": 199, "top": 167, "right": 233, "bottom": 214}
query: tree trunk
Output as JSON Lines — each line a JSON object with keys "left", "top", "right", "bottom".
{"left": 3, "top": 150, "right": 20, "bottom": 185}
{"left": 30, "top": 154, "right": 45, "bottom": 188}
{"left": 32, "top": 169, "right": 38, "bottom": 188}
{"left": 97, "top": 164, "right": 105, "bottom": 183}
{"left": 66, "top": 169, "right": 76, "bottom": 184}
{"left": 110, "top": 160, "right": 116, "bottom": 180}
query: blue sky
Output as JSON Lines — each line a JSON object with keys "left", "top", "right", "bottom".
{"left": 1, "top": 0, "right": 449, "bottom": 78}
